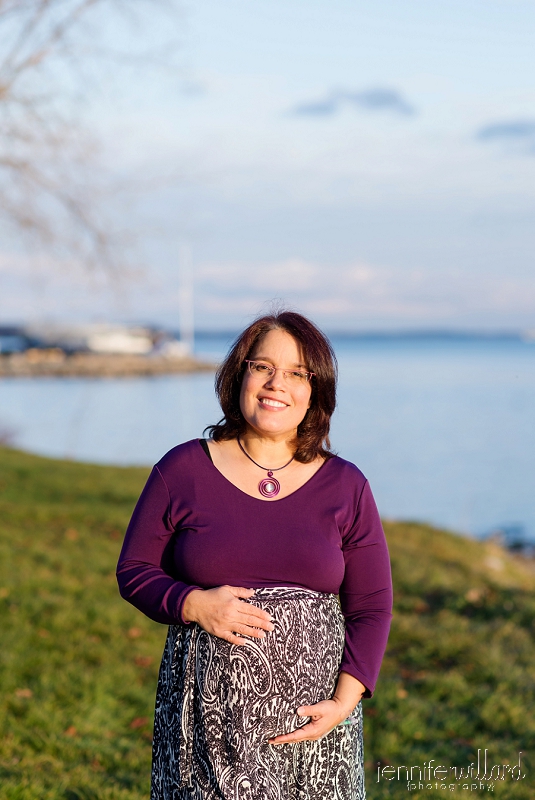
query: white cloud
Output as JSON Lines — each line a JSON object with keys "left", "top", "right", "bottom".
{"left": 199, "top": 258, "right": 318, "bottom": 293}
{"left": 2, "top": 250, "right": 534, "bottom": 330}
{"left": 194, "top": 258, "right": 535, "bottom": 328}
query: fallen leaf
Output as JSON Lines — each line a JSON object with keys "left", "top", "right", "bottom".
{"left": 15, "top": 688, "right": 32, "bottom": 698}
{"left": 65, "top": 726, "right": 77, "bottom": 737}
{"left": 127, "top": 627, "right": 142, "bottom": 639}
{"left": 465, "top": 588, "right": 484, "bottom": 603}
{"left": 135, "top": 656, "right": 154, "bottom": 668}
{"left": 413, "top": 599, "right": 429, "bottom": 613}
{"left": 65, "top": 528, "right": 79, "bottom": 541}
{"left": 130, "top": 717, "right": 148, "bottom": 730}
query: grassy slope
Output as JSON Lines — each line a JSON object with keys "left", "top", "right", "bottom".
{"left": 0, "top": 447, "right": 533, "bottom": 799}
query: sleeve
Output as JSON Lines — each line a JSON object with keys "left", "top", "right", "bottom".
{"left": 116, "top": 465, "right": 200, "bottom": 625}
{"left": 338, "top": 480, "right": 393, "bottom": 697}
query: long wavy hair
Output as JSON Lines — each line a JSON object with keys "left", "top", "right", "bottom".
{"left": 204, "top": 311, "right": 338, "bottom": 463}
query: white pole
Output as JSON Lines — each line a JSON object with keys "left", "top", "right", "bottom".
{"left": 178, "top": 243, "right": 194, "bottom": 355}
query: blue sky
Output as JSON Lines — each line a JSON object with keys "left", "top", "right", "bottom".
{"left": 3, "top": 0, "right": 535, "bottom": 331}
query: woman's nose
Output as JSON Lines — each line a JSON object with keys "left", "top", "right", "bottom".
{"left": 264, "top": 369, "right": 285, "bottom": 389}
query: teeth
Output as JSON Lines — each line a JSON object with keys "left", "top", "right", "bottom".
{"left": 261, "top": 398, "right": 286, "bottom": 408}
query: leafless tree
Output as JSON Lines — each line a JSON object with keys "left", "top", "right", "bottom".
{"left": 0, "top": 0, "right": 181, "bottom": 269}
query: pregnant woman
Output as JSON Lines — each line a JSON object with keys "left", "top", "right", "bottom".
{"left": 117, "top": 310, "right": 393, "bottom": 800}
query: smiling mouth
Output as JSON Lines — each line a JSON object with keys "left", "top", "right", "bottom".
{"left": 258, "top": 397, "right": 288, "bottom": 409}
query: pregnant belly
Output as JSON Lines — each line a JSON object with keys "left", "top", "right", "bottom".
{"left": 195, "top": 587, "right": 346, "bottom": 742}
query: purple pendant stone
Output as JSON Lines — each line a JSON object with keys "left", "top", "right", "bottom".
{"left": 259, "top": 476, "right": 280, "bottom": 497}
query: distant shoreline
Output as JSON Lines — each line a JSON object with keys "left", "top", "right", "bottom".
{"left": 0, "top": 351, "right": 217, "bottom": 378}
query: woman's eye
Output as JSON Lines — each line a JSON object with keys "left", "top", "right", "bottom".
{"left": 256, "top": 364, "right": 271, "bottom": 373}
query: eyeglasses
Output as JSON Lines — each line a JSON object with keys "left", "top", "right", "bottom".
{"left": 244, "top": 360, "right": 315, "bottom": 383}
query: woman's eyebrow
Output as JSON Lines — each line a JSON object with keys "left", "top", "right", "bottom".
{"left": 253, "top": 357, "right": 308, "bottom": 368}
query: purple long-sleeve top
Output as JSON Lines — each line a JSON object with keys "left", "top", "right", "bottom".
{"left": 117, "top": 439, "right": 392, "bottom": 696}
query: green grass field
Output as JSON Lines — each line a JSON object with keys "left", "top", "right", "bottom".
{"left": 0, "top": 446, "right": 533, "bottom": 799}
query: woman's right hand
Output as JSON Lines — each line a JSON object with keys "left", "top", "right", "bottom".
{"left": 182, "top": 585, "right": 274, "bottom": 645}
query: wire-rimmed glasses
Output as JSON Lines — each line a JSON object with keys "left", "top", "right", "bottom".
{"left": 244, "top": 360, "right": 315, "bottom": 383}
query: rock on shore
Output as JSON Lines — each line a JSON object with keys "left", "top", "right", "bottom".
{"left": 0, "top": 349, "right": 216, "bottom": 377}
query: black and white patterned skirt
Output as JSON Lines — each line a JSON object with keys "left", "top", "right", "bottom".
{"left": 151, "top": 587, "right": 365, "bottom": 800}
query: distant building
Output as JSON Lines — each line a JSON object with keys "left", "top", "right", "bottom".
{"left": 13, "top": 323, "right": 191, "bottom": 357}
{"left": 85, "top": 326, "right": 154, "bottom": 355}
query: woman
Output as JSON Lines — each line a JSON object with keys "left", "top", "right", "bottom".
{"left": 117, "top": 311, "right": 392, "bottom": 800}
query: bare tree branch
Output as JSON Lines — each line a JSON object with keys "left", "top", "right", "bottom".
{"left": 0, "top": 0, "right": 181, "bottom": 269}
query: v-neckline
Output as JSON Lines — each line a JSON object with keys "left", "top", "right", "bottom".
{"left": 197, "top": 438, "right": 331, "bottom": 503}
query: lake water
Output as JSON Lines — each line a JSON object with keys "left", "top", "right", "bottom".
{"left": 1, "top": 334, "right": 534, "bottom": 543}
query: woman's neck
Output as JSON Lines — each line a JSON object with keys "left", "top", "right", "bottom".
{"left": 238, "top": 431, "right": 296, "bottom": 467}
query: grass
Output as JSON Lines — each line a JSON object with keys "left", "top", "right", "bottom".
{"left": 0, "top": 446, "right": 533, "bottom": 799}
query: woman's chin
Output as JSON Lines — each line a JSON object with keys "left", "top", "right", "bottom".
{"left": 246, "top": 418, "right": 297, "bottom": 438}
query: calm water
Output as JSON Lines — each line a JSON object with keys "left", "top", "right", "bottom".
{"left": 1, "top": 335, "right": 534, "bottom": 542}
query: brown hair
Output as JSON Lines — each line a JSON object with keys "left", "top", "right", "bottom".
{"left": 205, "top": 311, "right": 338, "bottom": 463}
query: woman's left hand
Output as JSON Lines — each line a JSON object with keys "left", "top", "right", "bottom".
{"left": 268, "top": 697, "right": 355, "bottom": 745}
{"left": 268, "top": 672, "right": 365, "bottom": 745}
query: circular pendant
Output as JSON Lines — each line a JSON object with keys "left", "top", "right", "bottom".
{"left": 259, "top": 476, "right": 280, "bottom": 498}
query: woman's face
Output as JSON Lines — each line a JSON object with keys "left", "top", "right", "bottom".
{"left": 239, "top": 328, "right": 312, "bottom": 440}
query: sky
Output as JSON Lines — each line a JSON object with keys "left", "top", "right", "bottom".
{"left": 2, "top": 0, "right": 535, "bottom": 332}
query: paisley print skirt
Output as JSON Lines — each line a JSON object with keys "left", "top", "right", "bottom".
{"left": 151, "top": 587, "right": 365, "bottom": 800}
